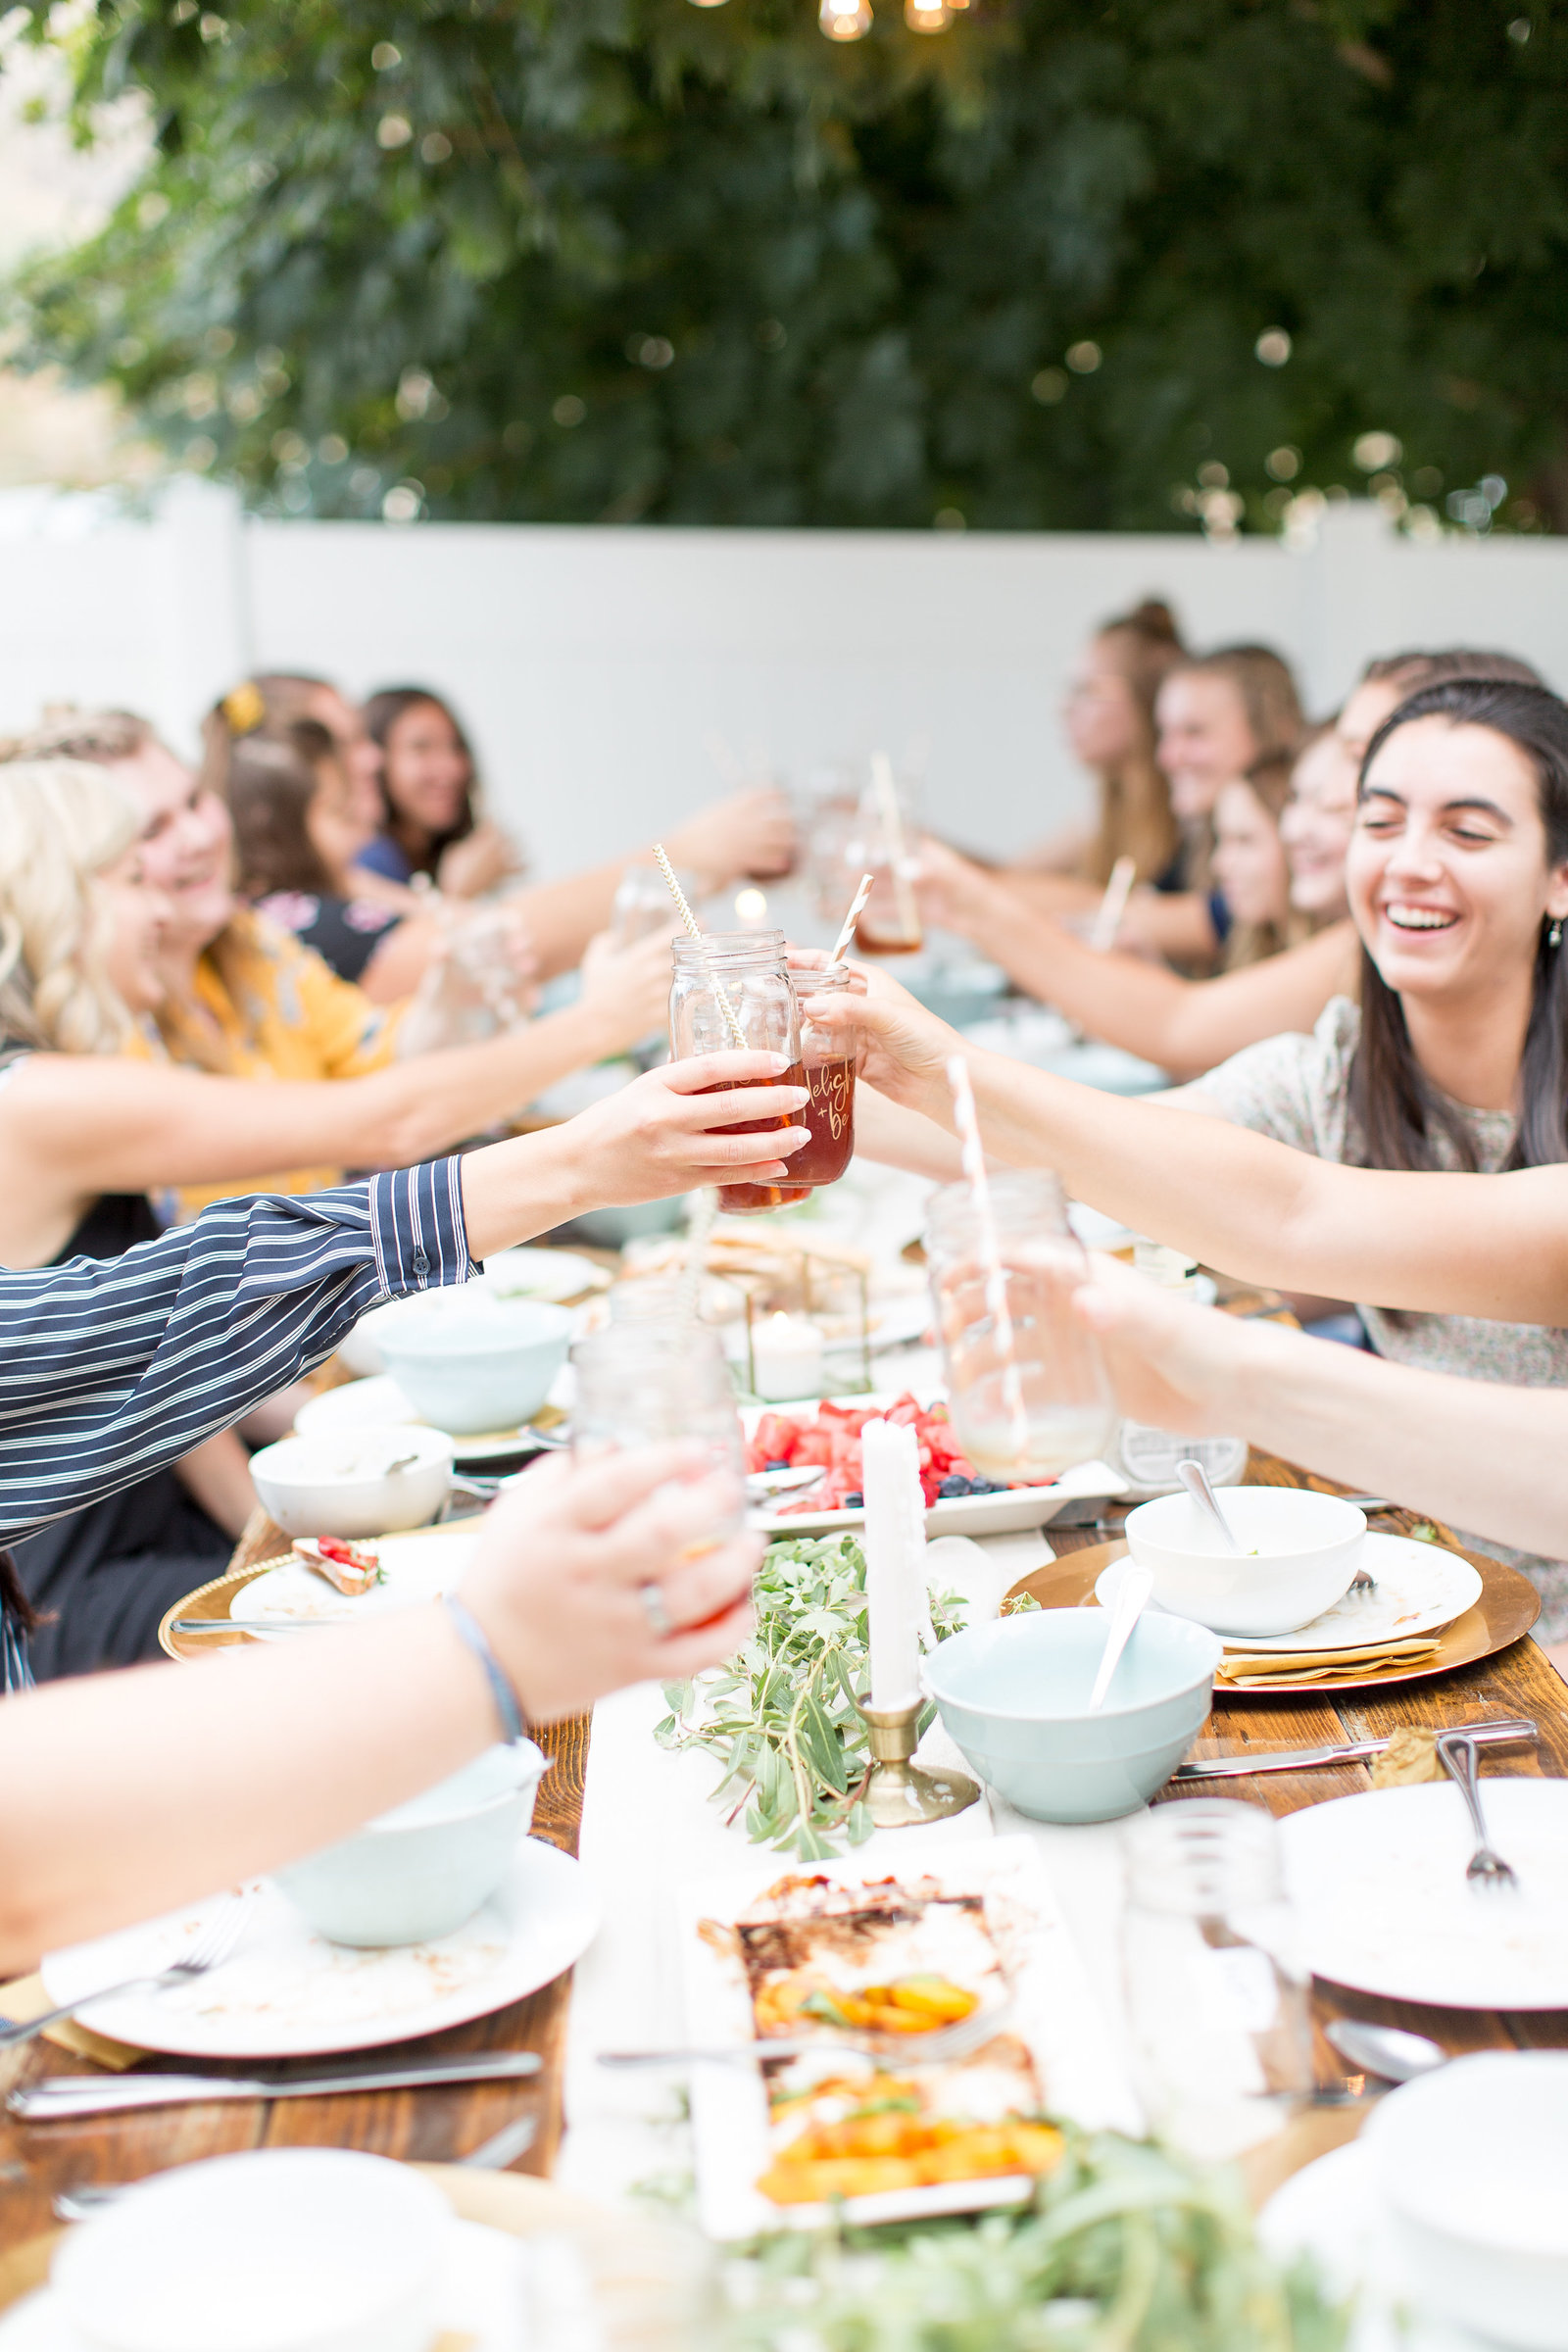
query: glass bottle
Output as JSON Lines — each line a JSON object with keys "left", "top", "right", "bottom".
{"left": 669, "top": 931, "right": 805, "bottom": 1216}
{"left": 924, "top": 1169, "right": 1116, "bottom": 1482}
{"left": 1121, "top": 1800, "right": 1312, "bottom": 2161}
{"left": 787, "top": 964, "right": 860, "bottom": 1192}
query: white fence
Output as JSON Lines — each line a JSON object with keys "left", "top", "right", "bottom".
{"left": 2, "top": 481, "right": 1564, "bottom": 873}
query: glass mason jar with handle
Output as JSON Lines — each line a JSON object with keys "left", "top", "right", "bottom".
{"left": 924, "top": 1168, "right": 1116, "bottom": 1483}
{"left": 1121, "top": 1799, "right": 1312, "bottom": 2161}
{"left": 786, "top": 963, "right": 860, "bottom": 1193}
{"left": 669, "top": 931, "right": 807, "bottom": 1216}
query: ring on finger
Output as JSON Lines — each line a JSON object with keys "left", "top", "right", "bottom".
{"left": 638, "top": 1581, "right": 675, "bottom": 1640}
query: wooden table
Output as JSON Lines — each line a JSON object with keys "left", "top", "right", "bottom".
{"left": 4, "top": 1461, "right": 1566, "bottom": 2249}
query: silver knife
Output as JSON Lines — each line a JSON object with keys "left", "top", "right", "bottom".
{"left": 169, "top": 1618, "right": 342, "bottom": 1637}
{"left": 1174, "top": 1716, "right": 1535, "bottom": 1781}
{"left": 9, "top": 2049, "right": 541, "bottom": 2120}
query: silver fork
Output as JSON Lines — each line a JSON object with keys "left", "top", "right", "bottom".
{"left": 599, "top": 1999, "right": 1013, "bottom": 2070}
{"left": 1437, "top": 1731, "right": 1518, "bottom": 1890}
{"left": 0, "top": 1896, "right": 253, "bottom": 2052}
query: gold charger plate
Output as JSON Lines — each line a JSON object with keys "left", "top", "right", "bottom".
{"left": 159, "top": 1561, "right": 282, "bottom": 1660}
{"left": 1004, "top": 1539, "right": 1541, "bottom": 1695}
{"left": 0, "top": 2165, "right": 611, "bottom": 2323}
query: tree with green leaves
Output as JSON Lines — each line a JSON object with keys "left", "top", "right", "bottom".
{"left": 8, "top": 0, "right": 1566, "bottom": 533}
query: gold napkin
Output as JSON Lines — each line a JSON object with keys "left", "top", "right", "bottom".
{"left": 0, "top": 1974, "right": 145, "bottom": 2069}
{"left": 1217, "top": 1635, "right": 1441, "bottom": 1688}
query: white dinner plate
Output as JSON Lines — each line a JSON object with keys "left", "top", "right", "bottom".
{"left": 1261, "top": 2140, "right": 1488, "bottom": 2352}
{"left": 40, "top": 1838, "right": 599, "bottom": 2060}
{"left": 744, "top": 1392, "right": 1126, "bottom": 1539}
{"left": 484, "top": 1246, "right": 611, "bottom": 1304}
{"left": 1279, "top": 1779, "right": 1568, "bottom": 2010}
{"left": 230, "top": 1525, "right": 481, "bottom": 1631}
{"left": 295, "top": 1373, "right": 557, "bottom": 1465}
{"left": 0, "top": 2220, "right": 526, "bottom": 2352}
{"left": 1095, "top": 1534, "right": 1483, "bottom": 1652}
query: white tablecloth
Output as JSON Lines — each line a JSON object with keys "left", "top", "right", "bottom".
{"left": 554, "top": 1529, "right": 1147, "bottom": 2206}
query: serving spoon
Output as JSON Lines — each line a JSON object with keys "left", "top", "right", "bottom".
{"left": 1176, "top": 1458, "right": 1375, "bottom": 1596}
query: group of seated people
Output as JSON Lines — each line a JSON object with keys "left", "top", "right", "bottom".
{"left": 4, "top": 634, "right": 1568, "bottom": 1974}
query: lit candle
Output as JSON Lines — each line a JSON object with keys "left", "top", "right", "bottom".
{"left": 751, "top": 1311, "right": 825, "bottom": 1402}
{"left": 862, "top": 1416, "right": 923, "bottom": 1708}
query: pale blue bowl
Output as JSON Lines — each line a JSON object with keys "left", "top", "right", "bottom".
{"left": 924, "top": 1610, "right": 1222, "bottom": 1824}
{"left": 379, "top": 1294, "right": 573, "bottom": 1435}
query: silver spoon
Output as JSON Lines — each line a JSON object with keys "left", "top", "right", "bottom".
{"left": 1325, "top": 2019, "right": 1446, "bottom": 2084}
{"left": 1176, "top": 1459, "right": 1244, "bottom": 1551}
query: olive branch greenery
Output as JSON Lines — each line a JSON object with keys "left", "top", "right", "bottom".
{"left": 717, "top": 2129, "right": 1349, "bottom": 2352}
{"left": 653, "top": 1533, "right": 966, "bottom": 1862}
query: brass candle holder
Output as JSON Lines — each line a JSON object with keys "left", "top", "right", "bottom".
{"left": 854, "top": 1694, "right": 980, "bottom": 1829}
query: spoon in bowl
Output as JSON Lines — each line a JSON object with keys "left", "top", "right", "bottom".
{"left": 1176, "top": 1459, "right": 1244, "bottom": 1551}
{"left": 1089, "top": 1563, "right": 1153, "bottom": 1711}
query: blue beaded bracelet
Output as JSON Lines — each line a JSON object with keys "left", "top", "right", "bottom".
{"left": 443, "top": 1594, "right": 526, "bottom": 1744}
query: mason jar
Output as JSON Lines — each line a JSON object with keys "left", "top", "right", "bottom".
{"left": 924, "top": 1168, "right": 1116, "bottom": 1483}
{"left": 787, "top": 963, "right": 861, "bottom": 1192}
{"left": 669, "top": 931, "right": 806, "bottom": 1215}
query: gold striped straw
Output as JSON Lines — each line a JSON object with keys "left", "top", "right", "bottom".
{"left": 946, "top": 1054, "right": 1028, "bottom": 1458}
{"left": 652, "top": 843, "right": 749, "bottom": 1050}
{"left": 828, "top": 870, "right": 874, "bottom": 967}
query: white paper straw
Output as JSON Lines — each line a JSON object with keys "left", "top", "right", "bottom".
{"left": 1089, "top": 854, "right": 1138, "bottom": 953}
{"left": 676, "top": 1184, "right": 718, "bottom": 1325}
{"left": 870, "top": 752, "right": 920, "bottom": 946}
{"left": 652, "top": 842, "right": 749, "bottom": 1051}
{"left": 946, "top": 1054, "right": 1028, "bottom": 1459}
{"left": 828, "top": 871, "right": 874, "bottom": 967}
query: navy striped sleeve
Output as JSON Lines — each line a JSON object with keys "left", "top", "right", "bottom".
{"left": 0, "top": 1158, "right": 476, "bottom": 1543}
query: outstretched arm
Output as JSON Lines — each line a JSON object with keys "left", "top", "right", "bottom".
{"left": 0, "top": 1445, "right": 758, "bottom": 1969}
{"left": 917, "top": 841, "right": 1352, "bottom": 1076}
{"left": 799, "top": 962, "right": 1568, "bottom": 1328}
{"left": 0, "top": 1052, "right": 808, "bottom": 1537}
{"left": 1075, "top": 1256, "right": 1568, "bottom": 1572}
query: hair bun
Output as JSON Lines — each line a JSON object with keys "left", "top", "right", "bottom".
{"left": 1126, "top": 598, "right": 1180, "bottom": 642}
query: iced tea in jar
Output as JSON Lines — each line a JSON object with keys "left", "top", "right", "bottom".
{"left": 787, "top": 963, "right": 859, "bottom": 1191}
{"left": 669, "top": 931, "right": 808, "bottom": 1215}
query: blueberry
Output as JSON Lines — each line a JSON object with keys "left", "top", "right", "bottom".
{"left": 842, "top": 1491, "right": 863, "bottom": 1508}
{"left": 937, "top": 1476, "right": 972, "bottom": 1497}
{"left": 966, "top": 1478, "right": 1004, "bottom": 1494}
{"left": 764, "top": 1458, "right": 792, "bottom": 1471}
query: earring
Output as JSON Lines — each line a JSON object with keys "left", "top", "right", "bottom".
{"left": 1550, "top": 919, "right": 1563, "bottom": 949}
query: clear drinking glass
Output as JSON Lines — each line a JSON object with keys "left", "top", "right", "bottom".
{"left": 844, "top": 772, "right": 923, "bottom": 954}
{"left": 788, "top": 963, "right": 860, "bottom": 1191}
{"left": 571, "top": 1322, "right": 747, "bottom": 1548}
{"left": 1121, "top": 1800, "right": 1313, "bottom": 2161}
{"left": 668, "top": 930, "right": 807, "bottom": 1214}
{"left": 924, "top": 1169, "right": 1116, "bottom": 1481}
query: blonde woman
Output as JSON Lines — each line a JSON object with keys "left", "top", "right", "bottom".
{"left": 0, "top": 762, "right": 811, "bottom": 1673}
{"left": 5, "top": 712, "right": 674, "bottom": 1209}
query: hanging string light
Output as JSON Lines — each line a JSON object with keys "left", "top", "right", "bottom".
{"left": 819, "top": 0, "right": 873, "bottom": 34}
{"left": 905, "top": 0, "right": 950, "bottom": 24}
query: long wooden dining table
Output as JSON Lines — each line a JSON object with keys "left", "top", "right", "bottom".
{"left": 4, "top": 1456, "right": 1567, "bottom": 2252}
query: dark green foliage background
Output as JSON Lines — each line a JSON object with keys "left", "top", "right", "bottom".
{"left": 9, "top": 0, "right": 1566, "bottom": 530}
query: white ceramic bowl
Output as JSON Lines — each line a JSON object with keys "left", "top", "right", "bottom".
{"left": 250, "top": 1425, "right": 454, "bottom": 1540}
{"left": 376, "top": 1291, "right": 573, "bottom": 1435}
{"left": 1123, "top": 1486, "right": 1365, "bottom": 1637}
{"left": 1365, "top": 2052, "right": 1568, "bottom": 2349}
{"left": 52, "top": 2147, "right": 451, "bottom": 2352}
{"left": 273, "top": 1738, "right": 549, "bottom": 1946}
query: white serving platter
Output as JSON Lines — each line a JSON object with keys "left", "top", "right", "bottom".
{"left": 743, "top": 1391, "right": 1125, "bottom": 1539}
{"left": 677, "top": 1838, "right": 1139, "bottom": 2239}
{"left": 40, "top": 1839, "right": 599, "bottom": 2060}
{"left": 1280, "top": 1779, "right": 1568, "bottom": 2009}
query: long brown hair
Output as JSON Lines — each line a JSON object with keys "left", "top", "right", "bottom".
{"left": 0, "top": 1551, "right": 36, "bottom": 1637}
{"left": 1348, "top": 676, "right": 1568, "bottom": 1172}
{"left": 1218, "top": 741, "right": 1325, "bottom": 971}
{"left": 228, "top": 721, "right": 341, "bottom": 901}
{"left": 1083, "top": 599, "right": 1187, "bottom": 886}
{"left": 363, "top": 686, "right": 478, "bottom": 877}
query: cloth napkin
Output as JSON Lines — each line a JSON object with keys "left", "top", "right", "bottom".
{"left": 0, "top": 1974, "right": 144, "bottom": 2069}
{"left": 1216, "top": 1635, "right": 1441, "bottom": 1687}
